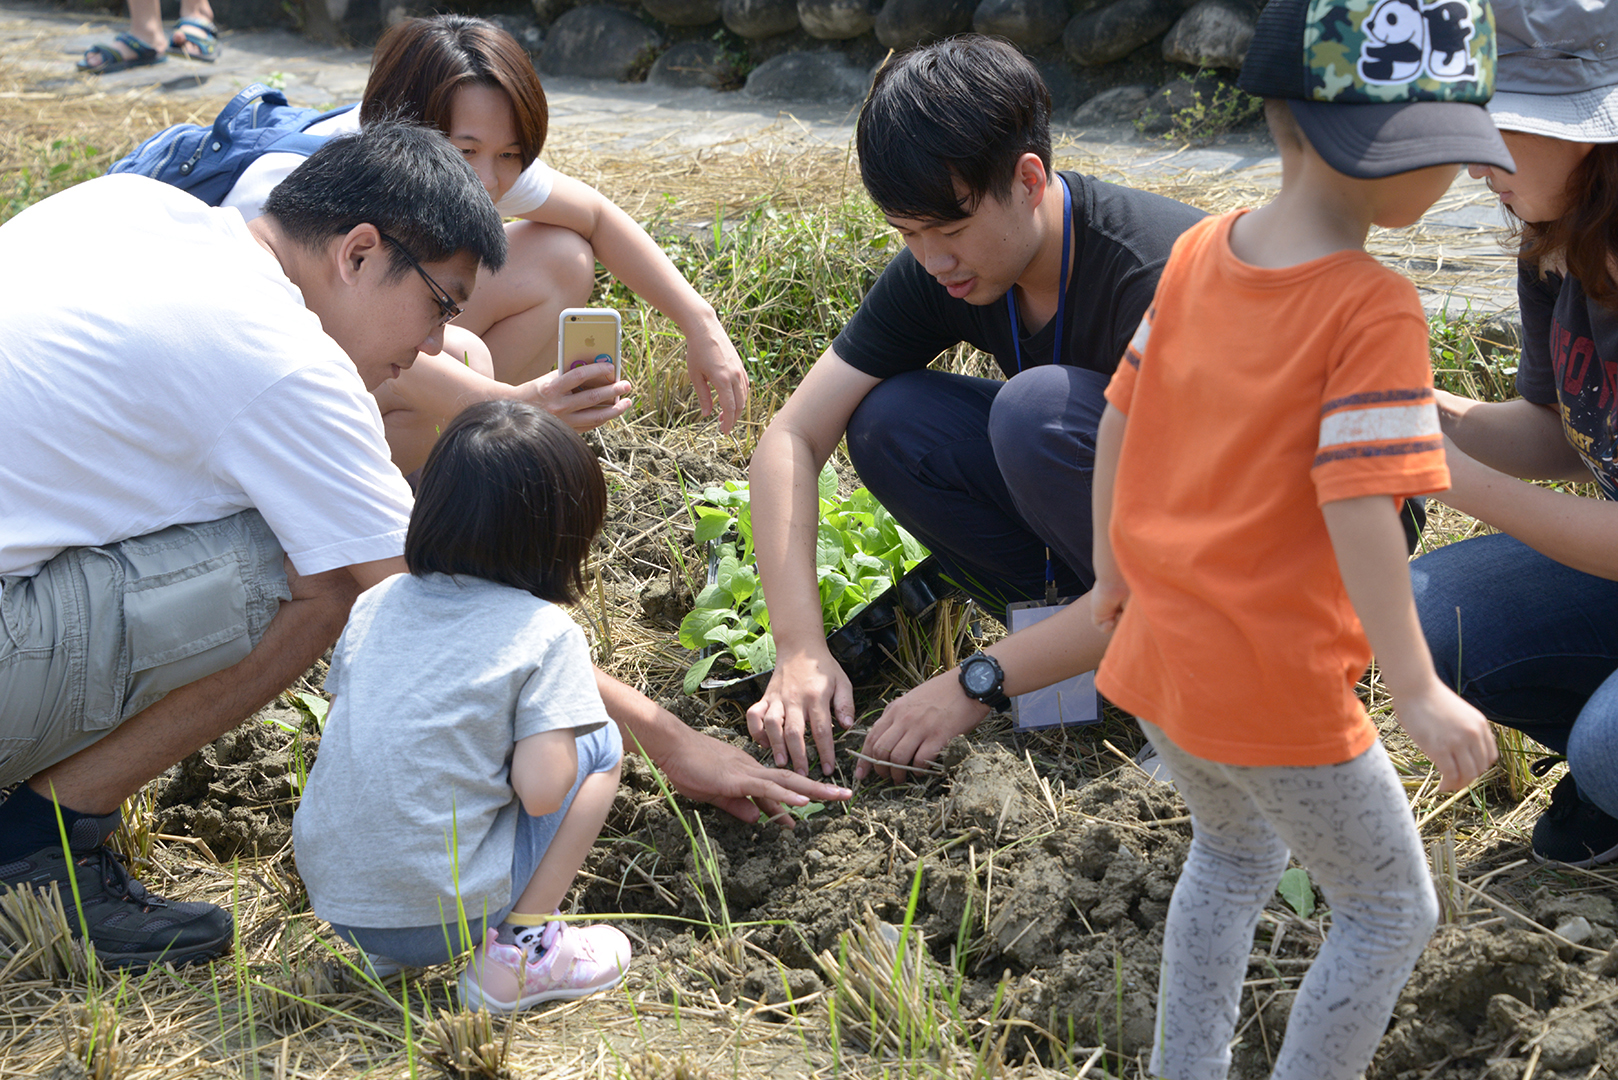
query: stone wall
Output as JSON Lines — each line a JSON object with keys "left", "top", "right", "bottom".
{"left": 174, "top": 0, "right": 1264, "bottom": 125}
{"left": 514, "top": 0, "right": 1264, "bottom": 121}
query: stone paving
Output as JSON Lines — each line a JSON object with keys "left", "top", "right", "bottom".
{"left": 3, "top": 0, "right": 1517, "bottom": 318}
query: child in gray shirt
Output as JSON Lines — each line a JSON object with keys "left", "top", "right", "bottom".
{"left": 294, "top": 401, "right": 629, "bottom": 1012}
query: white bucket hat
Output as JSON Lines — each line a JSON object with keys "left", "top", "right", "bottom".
{"left": 1489, "top": 0, "right": 1618, "bottom": 143}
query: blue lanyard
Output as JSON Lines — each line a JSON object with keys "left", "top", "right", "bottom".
{"left": 1004, "top": 173, "right": 1073, "bottom": 374}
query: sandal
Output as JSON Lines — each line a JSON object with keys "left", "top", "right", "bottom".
{"left": 77, "top": 31, "right": 166, "bottom": 75}
{"left": 169, "top": 17, "right": 220, "bottom": 63}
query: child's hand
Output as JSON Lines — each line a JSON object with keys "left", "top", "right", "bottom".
{"left": 1091, "top": 576, "right": 1130, "bottom": 634}
{"left": 1394, "top": 679, "right": 1497, "bottom": 792}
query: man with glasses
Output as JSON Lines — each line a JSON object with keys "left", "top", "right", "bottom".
{"left": 0, "top": 123, "right": 504, "bottom": 967}
{"left": 381, "top": 233, "right": 465, "bottom": 326}
{"left": 0, "top": 122, "right": 850, "bottom": 969}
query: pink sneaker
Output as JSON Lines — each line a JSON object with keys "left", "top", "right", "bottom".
{"left": 457, "top": 921, "right": 631, "bottom": 1012}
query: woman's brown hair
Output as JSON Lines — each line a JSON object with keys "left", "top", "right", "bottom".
{"left": 1514, "top": 142, "right": 1618, "bottom": 309}
{"left": 361, "top": 14, "right": 548, "bottom": 169}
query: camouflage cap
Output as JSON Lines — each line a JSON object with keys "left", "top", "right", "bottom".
{"left": 1240, "top": 0, "right": 1515, "bottom": 177}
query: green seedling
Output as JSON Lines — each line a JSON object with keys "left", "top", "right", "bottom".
{"left": 679, "top": 461, "right": 927, "bottom": 691}
{"left": 286, "top": 690, "right": 329, "bottom": 728}
{"left": 1277, "top": 865, "right": 1315, "bottom": 918}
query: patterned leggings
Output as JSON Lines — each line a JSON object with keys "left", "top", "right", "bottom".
{"left": 1139, "top": 721, "right": 1439, "bottom": 1080}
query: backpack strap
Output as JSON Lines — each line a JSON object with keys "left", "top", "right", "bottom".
{"left": 256, "top": 103, "right": 358, "bottom": 161}
{"left": 212, "top": 83, "right": 291, "bottom": 142}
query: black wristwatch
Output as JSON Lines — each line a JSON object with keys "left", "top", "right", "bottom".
{"left": 958, "top": 651, "right": 1010, "bottom": 711}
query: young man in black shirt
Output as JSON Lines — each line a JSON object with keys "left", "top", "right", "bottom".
{"left": 747, "top": 35, "right": 1205, "bottom": 781}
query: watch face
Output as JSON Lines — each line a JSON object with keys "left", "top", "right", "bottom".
{"left": 962, "top": 659, "right": 995, "bottom": 694}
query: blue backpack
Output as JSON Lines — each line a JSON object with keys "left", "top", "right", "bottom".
{"left": 108, "top": 83, "right": 355, "bottom": 206}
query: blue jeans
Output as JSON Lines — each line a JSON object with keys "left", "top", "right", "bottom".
{"left": 845, "top": 365, "right": 1107, "bottom": 622}
{"left": 1413, "top": 533, "right": 1618, "bottom": 816}
{"left": 327, "top": 721, "right": 623, "bottom": 966}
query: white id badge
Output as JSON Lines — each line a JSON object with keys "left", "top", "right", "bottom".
{"left": 1006, "top": 598, "right": 1100, "bottom": 730}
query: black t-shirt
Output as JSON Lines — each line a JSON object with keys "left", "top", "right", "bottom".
{"left": 832, "top": 171, "right": 1207, "bottom": 380}
{"left": 1515, "top": 263, "right": 1618, "bottom": 498}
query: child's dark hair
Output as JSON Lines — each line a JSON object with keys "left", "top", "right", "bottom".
{"left": 406, "top": 401, "right": 605, "bottom": 603}
{"left": 856, "top": 34, "right": 1052, "bottom": 223}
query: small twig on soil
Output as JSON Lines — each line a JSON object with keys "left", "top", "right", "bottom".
{"left": 1453, "top": 877, "right": 1606, "bottom": 956}
{"left": 846, "top": 748, "right": 945, "bottom": 777}
{"left": 1074, "top": 809, "right": 1192, "bottom": 835}
{"left": 1469, "top": 857, "right": 1530, "bottom": 891}
{"left": 1072, "top": 1045, "right": 1107, "bottom": 1078}
{"left": 1252, "top": 984, "right": 1274, "bottom": 1068}
{"left": 1101, "top": 739, "right": 1143, "bottom": 773}
{"left": 1414, "top": 781, "right": 1487, "bottom": 831}
{"left": 155, "top": 833, "right": 218, "bottom": 863}
{"left": 1415, "top": 1053, "right": 1455, "bottom": 1080}
{"left": 596, "top": 857, "right": 680, "bottom": 909}
{"left": 1523, "top": 986, "right": 1618, "bottom": 1043}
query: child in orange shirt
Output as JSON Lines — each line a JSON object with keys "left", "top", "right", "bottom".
{"left": 1090, "top": 1, "right": 1508, "bottom": 1077}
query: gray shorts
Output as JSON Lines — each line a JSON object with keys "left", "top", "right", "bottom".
{"left": 0, "top": 511, "right": 290, "bottom": 787}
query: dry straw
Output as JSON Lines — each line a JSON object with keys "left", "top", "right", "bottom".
{"left": 0, "top": 36, "right": 1603, "bottom": 1080}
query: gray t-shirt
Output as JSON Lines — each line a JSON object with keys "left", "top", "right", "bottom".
{"left": 293, "top": 572, "right": 608, "bottom": 928}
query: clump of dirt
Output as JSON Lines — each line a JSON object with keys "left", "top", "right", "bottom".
{"left": 1373, "top": 922, "right": 1618, "bottom": 1079}
{"left": 584, "top": 743, "right": 1193, "bottom": 1061}
{"left": 153, "top": 701, "right": 311, "bottom": 860}
{"left": 581, "top": 731, "right": 1618, "bottom": 1076}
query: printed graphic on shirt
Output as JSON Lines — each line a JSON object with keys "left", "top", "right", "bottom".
{"left": 1305, "top": 0, "right": 1494, "bottom": 105}
{"left": 1314, "top": 387, "right": 1441, "bottom": 467}
{"left": 1546, "top": 314, "right": 1618, "bottom": 499}
{"left": 1124, "top": 308, "right": 1153, "bottom": 369}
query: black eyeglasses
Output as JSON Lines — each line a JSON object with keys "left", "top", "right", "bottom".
{"left": 378, "top": 232, "right": 463, "bottom": 326}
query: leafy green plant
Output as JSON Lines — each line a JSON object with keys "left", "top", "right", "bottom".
{"left": 1137, "top": 70, "right": 1262, "bottom": 144}
{"left": 677, "top": 463, "right": 927, "bottom": 692}
{"left": 1428, "top": 305, "right": 1520, "bottom": 403}
{"left": 269, "top": 689, "right": 329, "bottom": 795}
{"left": 1277, "top": 866, "right": 1315, "bottom": 918}
{"left": 3, "top": 138, "right": 108, "bottom": 226}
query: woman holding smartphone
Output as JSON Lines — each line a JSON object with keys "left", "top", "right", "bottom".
{"left": 223, "top": 15, "right": 749, "bottom": 473}
{"left": 1414, "top": 0, "right": 1618, "bottom": 867}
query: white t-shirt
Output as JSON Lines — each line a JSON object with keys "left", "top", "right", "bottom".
{"left": 0, "top": 175, "right": 412, "bottom": 580}
{"left": 222, "top": 107, "right": 557, "bottom": 222}
{"left": 293, "top": 572, "right": 609, "bottom": 928}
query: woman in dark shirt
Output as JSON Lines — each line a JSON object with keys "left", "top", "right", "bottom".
{"left": 1415, "top": 0, "right": 1618, "bottom": 865}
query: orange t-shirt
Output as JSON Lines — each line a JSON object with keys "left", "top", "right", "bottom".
{"left": 1094, "top": 211, "right": 1449, "bottom": 767}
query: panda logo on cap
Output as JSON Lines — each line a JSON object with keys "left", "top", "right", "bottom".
{"left": 1359, "top": 0, "right": 1477, "bottom": 84}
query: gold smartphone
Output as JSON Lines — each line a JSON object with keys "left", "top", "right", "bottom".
{"left": 558, "top": 308, "right": 621, "bottom": 379}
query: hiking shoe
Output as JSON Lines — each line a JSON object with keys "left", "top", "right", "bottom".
{"left": 458, "top": 921, "right": 630, "bottom": 1013}
{"left": 1532, "top": 770, "right": 1618, "bottom": 868}
{"left": 0, "top": 816, "right": 233, "bottom": 969}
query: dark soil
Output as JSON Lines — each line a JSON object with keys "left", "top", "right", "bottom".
{"left": 153, "top": 699, "right": 310, "bottom": 861}
{"left": 148, "top": 438, "right": 1618, "bottom": 1079}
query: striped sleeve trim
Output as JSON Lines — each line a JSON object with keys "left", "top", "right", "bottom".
{"left": 1314, "top": 437, "right": 1444, "bottom": 467}
{"left": 1315, "top": 388, "right": 1441, "bottom": 468}
{"left": 1123, "top": 308, "right": 1152, "bottom": 369}
{"left": 1319, "top": 387, "right": 1433, "bottom": 414}
{"left": 1318, "top": 401, "right": 1440, "bottom": 449}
